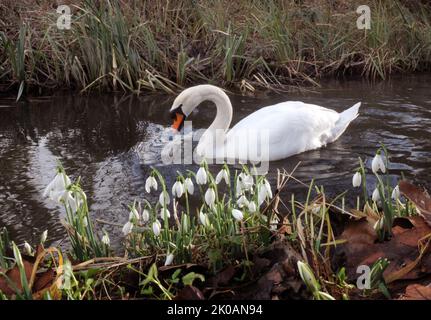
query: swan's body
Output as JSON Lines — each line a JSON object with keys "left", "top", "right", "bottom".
{"left": 170, "top": 85, "right": 360, "bottom": 162}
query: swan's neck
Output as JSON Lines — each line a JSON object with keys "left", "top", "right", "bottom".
{"left": 196, "top": 86, "right": 233, "bottom": 156}
{"left": 205, "top": 88, "right": 232, "bottom": 133}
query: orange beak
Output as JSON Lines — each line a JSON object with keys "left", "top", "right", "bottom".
{"left": 171, "top": 112, "right": 185, "bottom": 131}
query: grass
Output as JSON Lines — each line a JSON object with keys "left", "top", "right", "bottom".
{"left": 0, "top": 146, "right": 423, "bottom": 300}
{"left": 0, "top": 0, "right": 430, "bottom": 98}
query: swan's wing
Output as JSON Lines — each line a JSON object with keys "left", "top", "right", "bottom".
{"left": 226, "top": 101, "right": 340, "bottom": 160}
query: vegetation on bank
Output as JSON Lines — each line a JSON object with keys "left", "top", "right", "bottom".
{"left": 0, "top": 0, "right": 431, "bottom": 98}
{"left": 1, "top": 147, "right": 431, "bottom": 300}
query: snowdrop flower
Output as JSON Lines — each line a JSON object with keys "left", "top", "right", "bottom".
{"left": 184, "top": 177, "right": 194, "bottom": 195}
{"left": 142, "top": 209, "right": 150, "bottom": 223}
{"left": 263, "top": 179, "right": 273, "bottom": 199}
{"left": 199, "top": 211, "right": 209, "bottom": 227}
{"left": 101, "top": 234, "right": 110, "bottom": 246}
{"left": 352, "top": 172, "right": 362, "bottom": 188}
{"left": 392, "top": 185, "right": 400, "bottom": 200}
{"left": 258, "top": 179, "right": 273, "bottom": 205}
{"left": 43, "top": 170, "right": 71, "bottom": 201}
{"left": 145, "top": 176, "right": 158, "bottom": 193}
{"left": 160, "top": 207, "right": 171, "bottom": 220}
{"left": 196, "top": 166, "right": 207, "bottom": 185}
{"left": 205, "top": 187, "right": 216, "bottom": 208}
{"left": 158, "top": 191, "right": 170, "bottom": 206}
{"left": 247, "top": 201, "right": 257, "bottom": 213}
{"left": 371, "top": 153, "right": 386, "bottom": 174}
{"left": 232, "top": 209, "right": 244, "bottom": 221}
{"left": 165, "top": 253, "right": 174, "bottom": 266}
{"left": 40, "top": 230, "right": 48, "bottom": 244}
{"left": 238, "top": 173, "right": 254, "bottom": 190}
{"left": 236, "top": 195, "right": 249, "bottom": 208}
{"left": 215, "top": 168, "right": 229, "bottom": 185}
{"left": 372, "top": 188, "right": 381, "bottom": 202}
{"left": 172, "top": 180, "right": 184, "bottom": 198}
{"left": 152, "top": 220, "right": 161, "bottom": 236}
{"left": 270, "top": 215, "right": 280, "bottom": 231}
{"left": 24, "top": 242, "right": 33, "bottom": 256}
{"left": 129, "top": 207, "right": 140, "bottom": 221}
{"left": 122, "top": 221, "right": 133, "bottom": 236}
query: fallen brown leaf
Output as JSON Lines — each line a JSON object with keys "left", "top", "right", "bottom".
{"left": 0, "top": 260, "right": 33, "bottom": 296}
{"left": 400, "top": 283, "right": 431, "bottom": 300}
{"left": 399, "top": 180, "right": 431, "bottom": 226}
{"left": 337, "top": 216, "right": 431, "bottom": 282}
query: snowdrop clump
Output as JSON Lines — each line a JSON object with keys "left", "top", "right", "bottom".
{"left": 123, "top": 161, "right": 278, "bottom": 268}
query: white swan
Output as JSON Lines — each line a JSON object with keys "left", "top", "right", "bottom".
{"left": 170, "top": 85, "right": 360, "bottom": 162}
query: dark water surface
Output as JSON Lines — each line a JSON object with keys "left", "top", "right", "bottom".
{"left": 1, "top": 75, "right": 430, "bottom": 245}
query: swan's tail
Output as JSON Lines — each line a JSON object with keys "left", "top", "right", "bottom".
{"left": 330, "top": 102, "right": 361, "bottom": 142}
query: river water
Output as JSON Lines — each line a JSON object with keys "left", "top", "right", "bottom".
{"left": 1, "top": 75, "right": 430, "bottom": 245}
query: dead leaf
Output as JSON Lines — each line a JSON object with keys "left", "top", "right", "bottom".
{"left": 399, "top": 180, "right": 431, "bottom": 226}
{"left": 400, "top": 283, "right": 431, "bottom": 300}
{"left": 336, "top": 216, "right": 431, "bottom": 282}
{"left": 0, "top": 260, "right": 33, "bottom": 296}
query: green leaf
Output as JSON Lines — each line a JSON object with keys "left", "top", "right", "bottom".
{"left": 182, "top": 272, "right": 205, "bottom": 286}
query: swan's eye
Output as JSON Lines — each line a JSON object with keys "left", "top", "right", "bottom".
{"left": 170, "top": 104, "right": 183, "bottom": 119}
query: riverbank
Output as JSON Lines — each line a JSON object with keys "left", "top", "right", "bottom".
{"left": 1, "top": 0, "right": 431, "bottom": 98}
{"left": 1, "top": 156, "right": 431, "bottom": 300}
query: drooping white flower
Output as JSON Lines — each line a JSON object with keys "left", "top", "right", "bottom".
{"left": 232, "top": 209, "right": 244, "bottom": 221}
{"left": 184, "top": 177, "right": 194, "bottom": 195}
{"left": 129, "top": 207, "right": 140, "bottom": 221}
{"left": 258, "top": 179, "right": 273, "bottom": 205}
{"left": 145, "top": 176, "right": 158, "bottom": 193}
{"left": 270, "top": 215, "right": 280, "bottom": 231}
{"left": 142, "top": 209, "right": 150, "bottom": 223}
{"left": 215, "top": 168, "right": 229, "bottom": 185}
{"left": 236, "top": 195, "right": 249, "bottom": 208}
{"left": 352, "top": 172, "right": 362, "bottom": 188}
{"left": 122, "top": 221, "right": 133, "bottom": 236}
{"left": 247, "top": 201, "right": 257, "bottom": 213}
{"left": 372, "top": 188, "right": 381, "bottom": 202}
{"left": 152, "top": 220, "right": 161, "bottom": 236}
{"left": 205, "top": 187, "right": 216, "bottom": 208}
{"left": 371, "top": 153, "right": 386, "bottom": 174}
{"left": 164, "top": 253, "right": 174, "bottom": 266}
{"left": 43, "top": 170, "right": 72, "bottom": 201}
{"left": 263, "top": 179, "right": 273, "bottom": 199}
{"left": 101, "top": 234, "right": 110, "bottom": 246}
{"left": 24, "top": 242, "right": 33, "bottom": 256}
{"left": 40, "top": 230, "right": 48, "bottom": 244}
{"left": 199, "top": 211, "right": 209, "bottom": 227}
{"left": 238, "top": 173, "right": 254, "bottom": 190}
{"left": 158, "top": 191, "right": 170, "bottom": 206}
{"left": 160, "top": 207, "right": 171, "bottom": 220}
{"left": 392, "top": 185, "right": 400, "bottom": 200}
{"left": 196, "top": 166, "right": 207, "bottom": 185}
{"left": 172, "top": 180, "right": 184, "bottom": 198}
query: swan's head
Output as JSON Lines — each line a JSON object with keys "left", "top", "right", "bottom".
{"left": 169, "top": 86, "right": 203, "bottom": 131}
